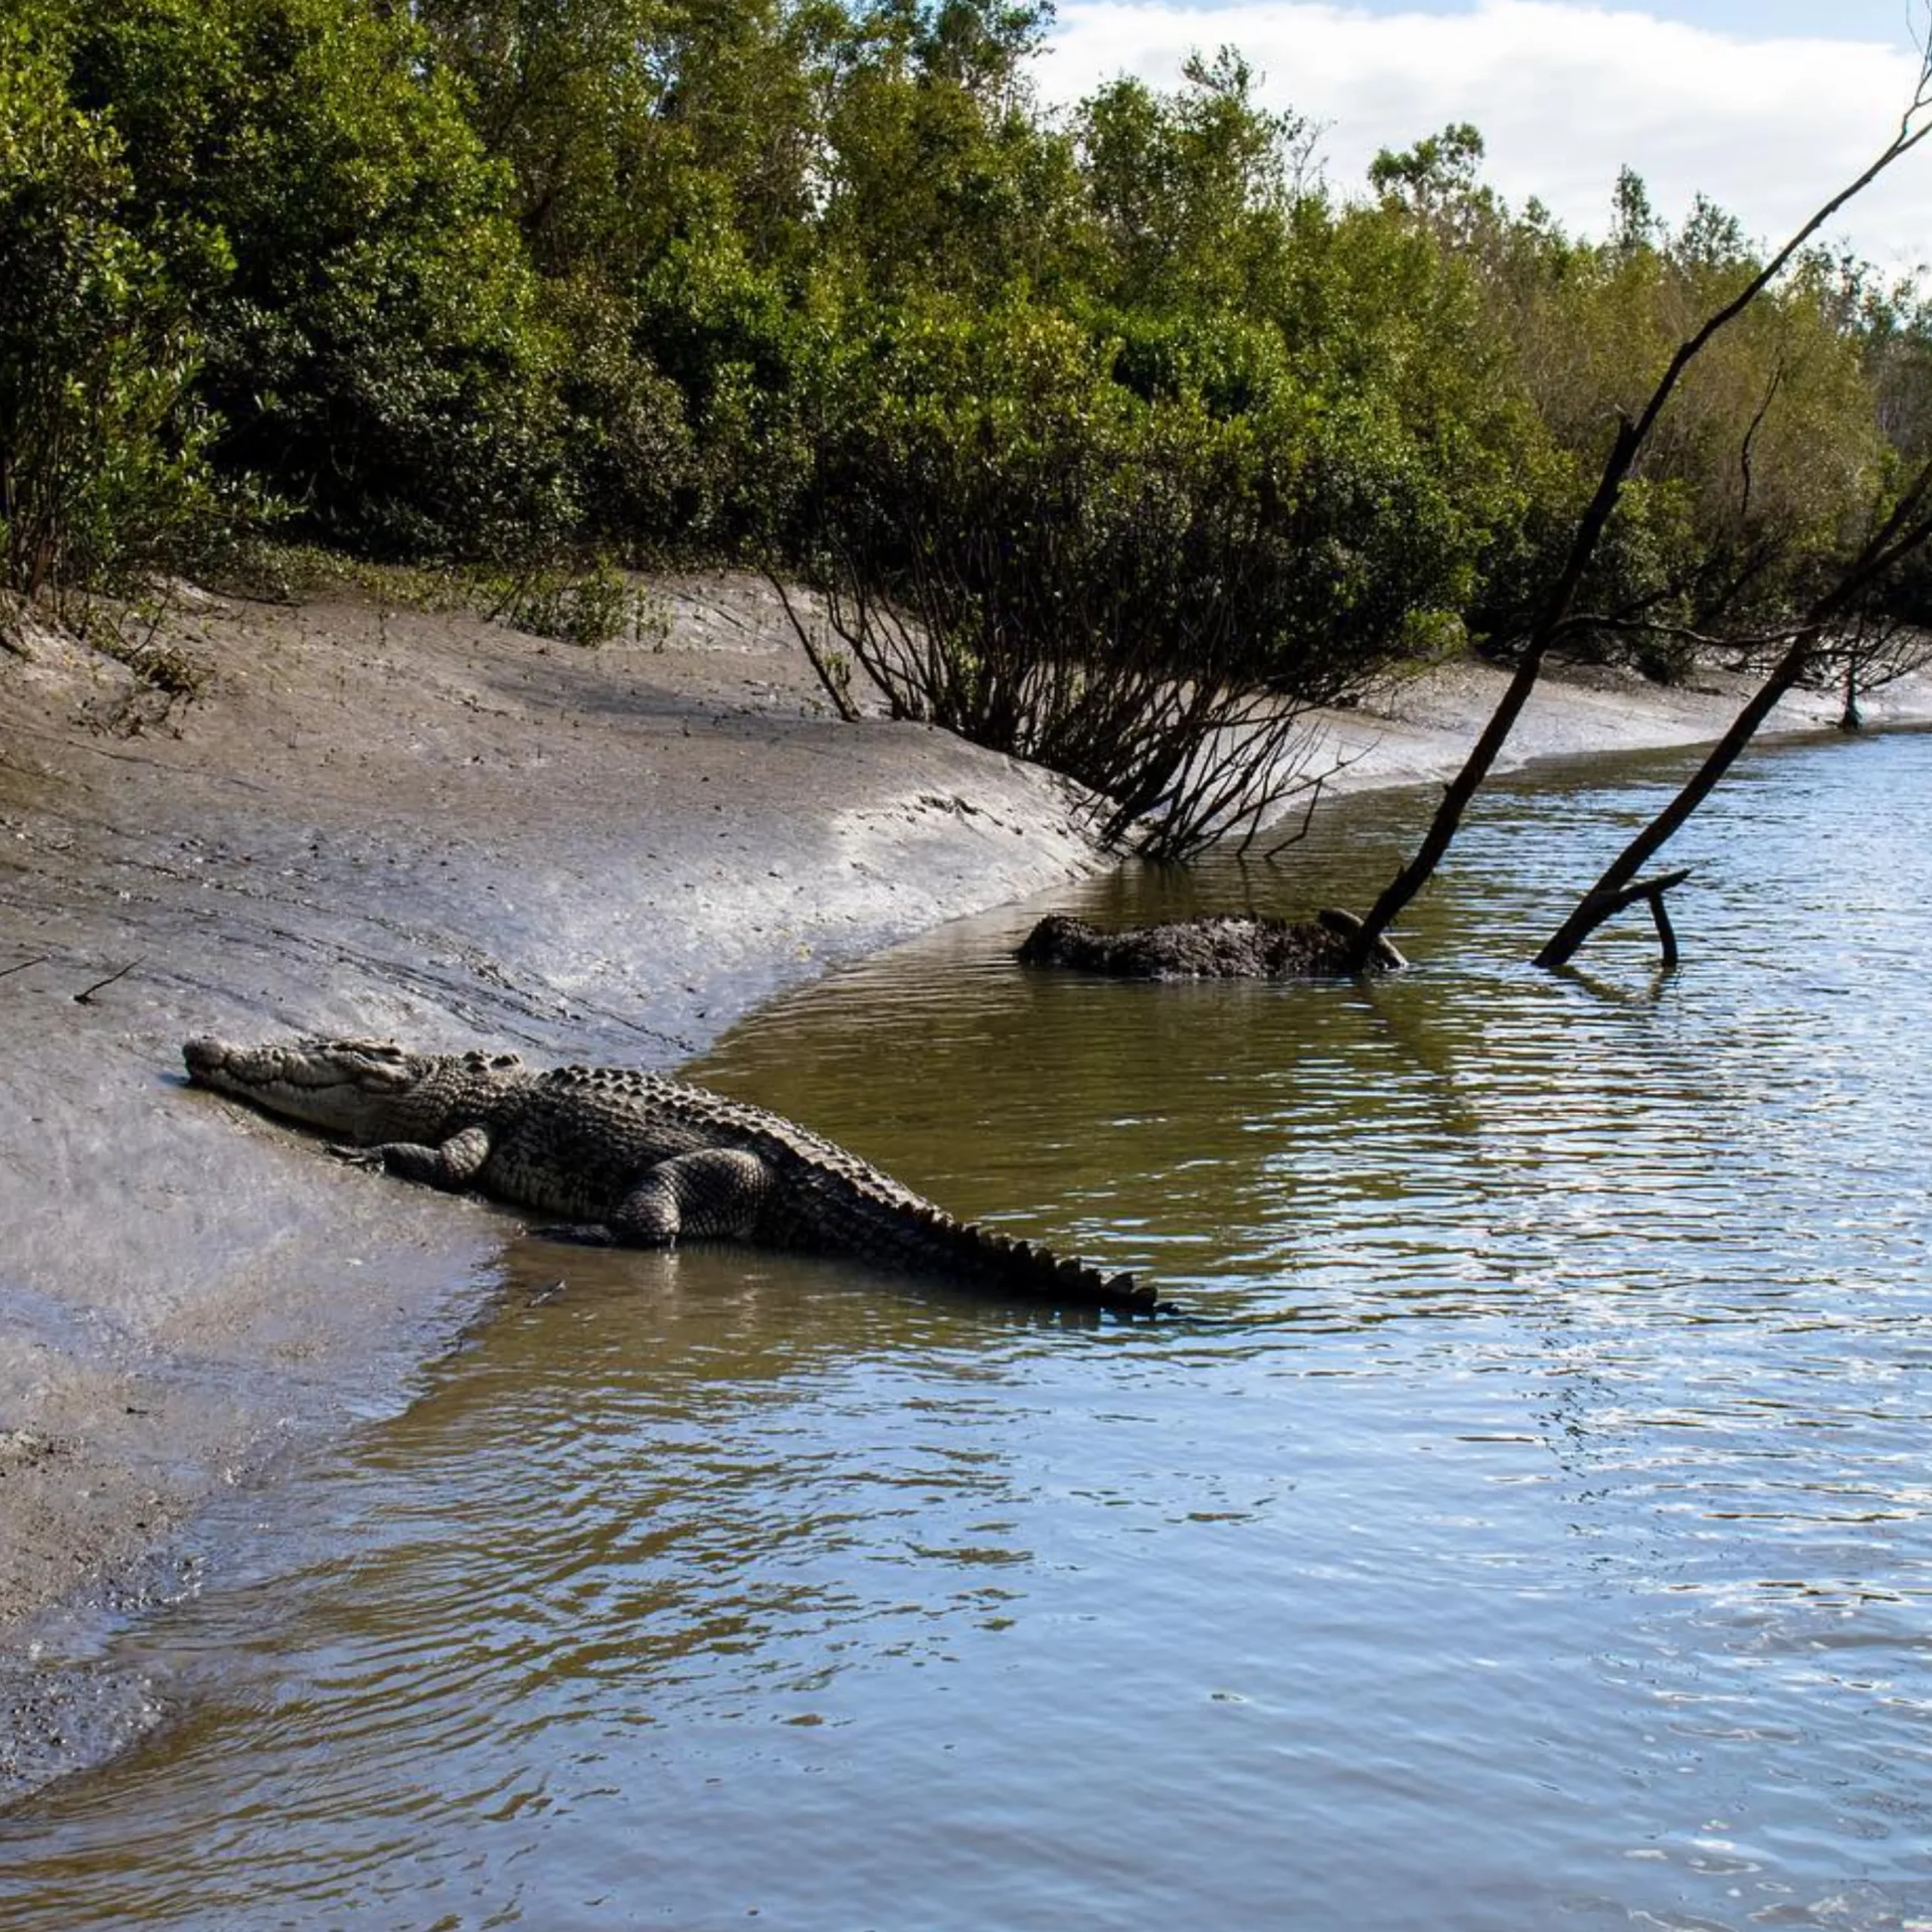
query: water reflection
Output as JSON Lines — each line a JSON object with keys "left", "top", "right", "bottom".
{"left": 5, "top": 731, "right": 1932, "bottom": 1930}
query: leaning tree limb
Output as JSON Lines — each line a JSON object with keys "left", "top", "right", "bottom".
{"left": 1534, "top": 454, "right": 1932, "bottom": 970}
{"left": 1543, "top": 867, "right": 1693, "bottom": 971}
{"left": 1342, "top": 45, "right": 1932, "bottom": 971}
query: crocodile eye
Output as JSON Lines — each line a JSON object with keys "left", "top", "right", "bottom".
{"left": 331, "top": 1037, "right": 402, "bottom": 1060}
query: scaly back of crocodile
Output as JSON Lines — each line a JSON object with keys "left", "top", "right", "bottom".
{"left": 534, "top": 1064, "right": 1152, "bottom": 1312}
{"left": 183, "top": 1037, "right": 1153, "bottom": 1314}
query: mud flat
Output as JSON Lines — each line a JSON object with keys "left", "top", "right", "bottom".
{"left": 1305, "top": 648, "right": 1932, "bottom": 793}
{"left": 1, "top": 572, "right": 1925, "bottom": 1797}
{"left": 0, "top": 574, "right": 1115, "bottom": 1795}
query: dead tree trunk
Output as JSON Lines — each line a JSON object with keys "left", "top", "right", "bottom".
{"left": 1342, "top": 57, "right": 1932, "bottom": 972}
{"left": 1537, "top": 457, "right": 1932, "bottom": 971}
{"left": 1533, "top": 627, "right": 1826, "bottom": 969}
{"left": 1552, "top": 867, "right": 1694, "bottom": 968}
{"left": 1344, "top": 422, "right": 1638, "bottom": 966}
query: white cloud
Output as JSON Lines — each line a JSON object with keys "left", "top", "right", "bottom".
{"left": 1042, "top": 2, "right": 1930, "bottom": 272}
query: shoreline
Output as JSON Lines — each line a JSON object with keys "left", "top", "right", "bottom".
{"left": 2, "top": 573, "right": 1927, "bottom": 1799}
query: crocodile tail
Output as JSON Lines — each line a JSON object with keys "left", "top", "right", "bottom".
{"left": 906, "top": 1204, "right": 1153, "bottom": 1313}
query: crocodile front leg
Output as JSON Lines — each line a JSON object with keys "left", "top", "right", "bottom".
{"left": 330, "top": 1124, "right": 493, "bottom": 1191}
{"left": 605, "top": 1148, "right": 773, "bottom": 1246}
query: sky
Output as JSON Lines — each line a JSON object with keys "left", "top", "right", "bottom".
{"left": 1040, "top": 1, "right": 1932, "bottom": 274}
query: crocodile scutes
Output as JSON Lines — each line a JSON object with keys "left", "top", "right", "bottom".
{"left": 184, "top": 1035, "right": 1153, "bottom": 1314}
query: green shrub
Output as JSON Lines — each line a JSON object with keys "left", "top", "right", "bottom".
{"left": 71, "top": 0, "right": 572, "bottom": 558}
{"left": 492, "top": 556, "right": 651, "bottom": 649}
{"left": 808, "top": 297, "right": 1477, "bottom": 697}
{"left": 0, "top": 9, "right": 234, "bottom": 598}
{"left": 795, "top": 298, "right": 1474, "bottom": 849}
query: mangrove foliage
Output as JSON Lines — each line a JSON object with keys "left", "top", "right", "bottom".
{"left": 5, "top": 0, "right": 1929, "bottom": 839}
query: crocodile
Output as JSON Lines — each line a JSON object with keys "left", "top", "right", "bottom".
{"left": 1017, "top": 906, "right": 1408, "bottom": 980}
{"left": 183, "top": 1035, "right": 1155, "bottom": 1314}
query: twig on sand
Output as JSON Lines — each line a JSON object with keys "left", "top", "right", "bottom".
{"left": 73, "top": 958, "right": 143, "bottom": 1004}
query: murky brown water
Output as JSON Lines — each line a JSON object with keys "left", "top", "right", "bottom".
{"left": 4, "top": 731, "right": 1930, "bottom": 1930}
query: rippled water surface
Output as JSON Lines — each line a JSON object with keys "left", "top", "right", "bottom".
{"left": 5, "top": 730, "right": 1932, "bottom": 1930}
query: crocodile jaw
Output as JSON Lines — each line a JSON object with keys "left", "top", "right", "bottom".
{"left": 183, "top": 1035, "right": 426, "bottom": 1142}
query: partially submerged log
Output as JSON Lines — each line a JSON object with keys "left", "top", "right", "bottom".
{"left": 1017, "top": 908, "right": 1408, "bottom": 980}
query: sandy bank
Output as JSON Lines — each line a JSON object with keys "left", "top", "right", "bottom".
{"left": 1309, "top": 649, "right": 1932, "bottom": 794}
{"left": 0, "top": 573, "right": 1113, "bottom": 1794}
{"left": 1, "top": 572, "right": 1925, "bottom": 1796}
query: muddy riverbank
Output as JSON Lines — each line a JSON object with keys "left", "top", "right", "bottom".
{"left": 2, "top": 571, "right": 1925, "bottom": 1797}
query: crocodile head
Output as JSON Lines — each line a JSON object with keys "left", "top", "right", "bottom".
{"left": 183, "top": 1035, "right": 451, "bottom": 1141}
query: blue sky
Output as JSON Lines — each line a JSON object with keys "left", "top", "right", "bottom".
{"left": 1042, "top": 1, "right": 1931, "bottom": 269}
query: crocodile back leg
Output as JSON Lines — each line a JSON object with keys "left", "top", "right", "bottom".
{"left": 606, "top": 1147, "right": 773, "bottom": 1246}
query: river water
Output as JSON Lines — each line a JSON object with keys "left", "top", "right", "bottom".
{"left": 3, "top": 730, "right": 1930, "bottom": 1930}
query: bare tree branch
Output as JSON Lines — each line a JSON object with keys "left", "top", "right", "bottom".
{"left": 795, "top": 432, "right": 1405, "bottom": 861}
{"left": 1535, "top": 449, "right": 1932, "bottom": 968}
{"left": 1342, "top": 53, "right": 1932, "bottom": 968}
